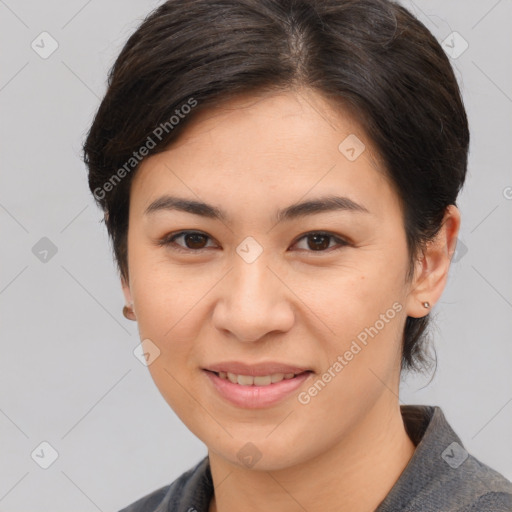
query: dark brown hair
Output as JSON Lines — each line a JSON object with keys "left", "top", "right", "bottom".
{"left": 82, "top": 0, "right": 469, "bottom": 373}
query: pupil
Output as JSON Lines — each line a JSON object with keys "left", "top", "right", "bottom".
{"left": 308, "top": 234, "right": 329, "bottom": 251}
{"left": 186, "top": 233, "right": 206, "bottom": 249}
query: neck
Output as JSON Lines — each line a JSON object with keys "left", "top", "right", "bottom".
{"left": 208, "top": 399, "right": 416, "bottom": 512}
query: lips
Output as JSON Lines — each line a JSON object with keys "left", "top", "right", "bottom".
{"left": 204, "top": 368, "right": 313, "bottom": 408}
{"left": 204, "top": 361, "right": 312, "bottom": 377}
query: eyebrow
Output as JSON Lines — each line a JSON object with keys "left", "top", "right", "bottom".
{"left": 144, "top": 194, "right": 370, "bottom": 224}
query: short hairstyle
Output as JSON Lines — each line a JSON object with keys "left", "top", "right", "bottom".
{"left": 82, "top": 0, "right": 470, "bottom": 373}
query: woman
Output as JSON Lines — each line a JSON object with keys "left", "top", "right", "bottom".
{"left": 83, "top": 0, "right": 512, "bottom": 510}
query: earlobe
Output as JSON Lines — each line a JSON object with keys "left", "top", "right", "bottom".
{"left": 405, "top": 205, "right": 461, "bottom": 318}
{"left": 121, "top": 275, "right": 136, "bottom": 321}
{"left": 123, "top": 304, "right": 136, "bottom": 321}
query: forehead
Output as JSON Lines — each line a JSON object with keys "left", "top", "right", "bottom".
{"left": 130, "top": 89, "right": 394, "bottom": 217}
{"left": 160, "top": 88, "right": 376, "bottom": 161}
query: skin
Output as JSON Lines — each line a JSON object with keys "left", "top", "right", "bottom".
{"left": 121, "top": 88, "right": 460, "bottom": 512}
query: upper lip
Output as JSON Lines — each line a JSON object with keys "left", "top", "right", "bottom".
{"left": 204, "top": 361, "right": 312, "bottom": 376}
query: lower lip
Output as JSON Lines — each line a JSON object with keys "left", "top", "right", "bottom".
{"left": 203, "top": 370, "right": 312, "bottom": 409}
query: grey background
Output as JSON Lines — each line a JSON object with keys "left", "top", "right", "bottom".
{"left": 1, "top": 1, "right": 511, "bottom": 510}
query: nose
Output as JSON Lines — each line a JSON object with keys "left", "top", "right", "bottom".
{"left": 211, "top": 253, "right": 295, "bottom": 343}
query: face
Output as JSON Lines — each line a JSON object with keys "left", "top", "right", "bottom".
{"left": 122, "top": 89, "right": 423, "bottom": 471}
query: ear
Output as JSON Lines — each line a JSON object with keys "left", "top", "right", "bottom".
{"left": 406, "top": 205, "right": 461, "bottom": 318}
{"left": 121, "top": 274, "right": 136, "bottom": 320}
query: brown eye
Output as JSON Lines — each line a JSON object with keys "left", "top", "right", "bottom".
{"left": 293, "top": 232, "right": 348, "bottom": 253}
{"left": 181, "top": 233, "right": 209, "bottom": 249}
{"left": 159, "top": 231, "right": 216, "bottom": 252}
{"left": 306, "top": 233, "right": 330, "bottom": 251}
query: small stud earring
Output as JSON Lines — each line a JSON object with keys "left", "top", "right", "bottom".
{"left": 422, "top": 301, "right": 430, "bottom": 309}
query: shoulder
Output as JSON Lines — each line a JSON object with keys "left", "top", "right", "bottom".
{"left": 455, "top": 491, "right": 512, "bottom": 512}
{"left": 117, "top": 455, "right": 212, "bottom": 512}
{"left": 448, "top": 452, "right": 512, "bottom": 511}
{"left": 393, "top": 448, "right": 512, "bottom": 512}
{"left": 377, "top": 405, "right": 512, "bottom": 512}
{"left": 118, "top": 485, "right": 170, "bottom": 512}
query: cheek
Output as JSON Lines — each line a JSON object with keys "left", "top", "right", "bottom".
{"left": 298, "top": 258, "right": 406, "bottom": 334}
{"left": 296, "top": 256, "right": 407, "bottom": 395}
{"left": 128, "top": 237, "right": 204, "bottom": 329}
{"left": 131, "top": 266, "right": 210, "bottom": 416}
{"left": 296, "top": 274, "right": 406, "bottom": 426}
{"left": 133, "top": 270, "right": 203, "bottom": 359}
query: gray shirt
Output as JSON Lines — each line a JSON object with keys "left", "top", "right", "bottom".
{"left": 119, "top": 405, "right": 512, "bottom": 511}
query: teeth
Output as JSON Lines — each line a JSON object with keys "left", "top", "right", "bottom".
{"left": 219, "top": 371, "right": 299, "bottom": 386}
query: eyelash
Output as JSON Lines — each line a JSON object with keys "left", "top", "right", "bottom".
{"left": 157, "top": 230, "right": 350, "bottom": 255}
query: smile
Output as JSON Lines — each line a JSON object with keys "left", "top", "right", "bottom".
{"left": 203, "top": 370, "right": 313, "bottom": 408}
{"left": 215, "top": 370, "right": 302, "bottom": 386}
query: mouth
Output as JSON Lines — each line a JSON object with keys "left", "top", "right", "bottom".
{"left": 202, "top": 369, "right": 314, "bottom": 409}
{"left": 205, "top": 369, "right": 313, "bottom": 387}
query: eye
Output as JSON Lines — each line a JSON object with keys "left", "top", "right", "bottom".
{"left": 291, "top": 231, "right": 349, "bottom": 253}
{"left": 157, "top": 231, "right": 217, "bottom": 253}
{"left": 158, "top": 230, "right": 349, "bottom": 254}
